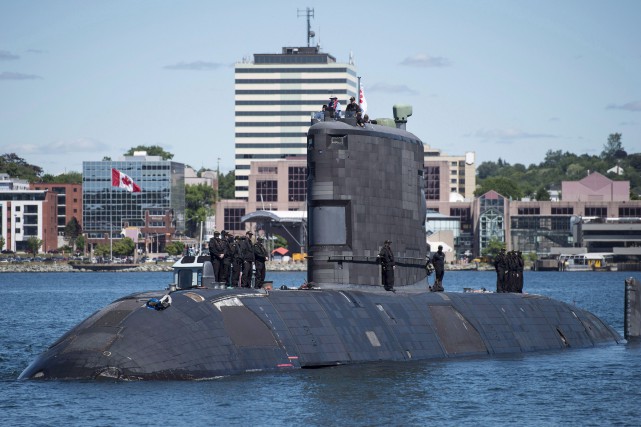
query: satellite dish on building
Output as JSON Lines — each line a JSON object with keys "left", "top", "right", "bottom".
{"left": 450, "top": 192, "right": 464, "bottom": 202}
{"left": 465, "top": 152, "right": 475, "bottom": 165}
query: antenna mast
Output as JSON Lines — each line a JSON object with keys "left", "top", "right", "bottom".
{"left": 297, "top": 7, "right": 315, "bottom": 47}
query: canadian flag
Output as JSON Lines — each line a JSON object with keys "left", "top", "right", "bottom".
{"left": 112, "top": 168, "right": 141, "bottom": 193}
{"left": 359, "top": 85, "right": 368, "bottom": 115}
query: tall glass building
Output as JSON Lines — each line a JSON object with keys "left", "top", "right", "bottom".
{"left": 82, "top": 155, "right": 185, "bottom": 243}
{"left": 234, "top": 46, "right": 358, "bottom": 199}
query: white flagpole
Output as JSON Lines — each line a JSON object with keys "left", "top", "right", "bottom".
{"left": 110, "top": 174, "right": 113, "bottom": 262}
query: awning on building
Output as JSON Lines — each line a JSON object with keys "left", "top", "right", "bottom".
{"left": 241, "top": 210, "right": 306, "bottom": 224}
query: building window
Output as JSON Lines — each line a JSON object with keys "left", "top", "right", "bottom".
{"left": 425, "top": 166, "right": 440, "bottom": 201}
{"left": 585, "top": 206, "right": 607, "bottom": 217}
{"left": 517, "top": 207, "right": 540, "bottom": 215}
{"left": 552, "top": 207, "right": 574, "bottom": 215}
{"left": 258, "top": 166, "right": 278, "bottom": 174}
{"left": 450, "top": 207, "right": 472, "bottom": 232}
{"left": 619, "top": 207, "right": 641, "bottom": 217}
{"left": 288, "top": 166, "right": 307, "bottom": 202}
{"left": 224, "top": 208, "right": 246, "bottom": 231}
{"left": 256, "top": 180, "right": 277, "bottom": 202}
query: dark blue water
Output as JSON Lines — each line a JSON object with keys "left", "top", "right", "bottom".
{"left": 2, "top": 271, "right": 641, "bottom": 426}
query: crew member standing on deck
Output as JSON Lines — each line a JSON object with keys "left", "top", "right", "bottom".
{"left": 208, "top": 231, "right": 225, "bottom": 283}
{"left": 240, "top": 231, "right": 255, "bottom": 288}
{"left": 377, "top": 240, "right": 396, "bottom": 292}
{"left": 231, "top": 235, "right": 242, "bottom": 287}
{"left": 431, "top": 245, "right": 445, "bottom": 292}
{"left": 494, "top": 248, "right": 507, "bottom": 292}
{"left": 516, "top": 251, "right": 524, "bottom": 293}
{"left": 253, "top": 236, "right": 268, "bottom": 289}
{"left": 220, "top": 231, "right": 232, "bottom": 287}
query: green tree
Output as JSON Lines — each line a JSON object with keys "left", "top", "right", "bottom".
{"left": 218, "top": 170, "right": 236, "bottom": 199}
{"left": 273, "top": 234, "right": 288, "bottom": 249}
{"left": 601, "top": 133, "right": 624, "bottom": 159}
{"left": 481, "top": 237, "right": 505, "bottom": 260}
{"left": 94, "top": 243, "right": 109, "bottom": 257}
{"left": 535, "top": 187, "right": 551, "bottom": 201}
{"left": 474, "top": 176, "right": 523, "bottom": 200}
{"left": 124, "top": 145, "right": 174, "bottom": 160}
{"left": 185, "top": 184, "right": 215, "bottom": 237}
{"left": 64, "top": 217, "right": 82, "bottom": 248}
{"left": 476, "top": 161, "right": 500, "bottom": 180}
{"left": 0, "top": 153, "right": 43, "bottom": 182}
{"left": 26, "top": 236, "right": 42, "bottom": 256}
{"left": 113, "top": 237, "right": 135, "bottom": 256}
{"left": 38, "top": 171, "right": 82, "bottom": 184}
{"left": 75, "top": 235, "right": 86, "bottom": 254}
{"left": 0, "top": 235, "right": 4, "bottom": 251}
{"left": 165, "top": 241, "right": 185, "bottom": 256}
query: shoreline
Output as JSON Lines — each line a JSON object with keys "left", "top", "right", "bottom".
{"left": 0, "top": 261, "right": 309, "bottom": 273}
{"left": 0, "top": 261, "right": 491, "bottom": 273}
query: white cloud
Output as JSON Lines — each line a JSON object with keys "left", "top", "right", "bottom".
{"left": 473, "top": 128, "right": 556, "bottom": 142}
{"left": 0, "top": 71, "right": 42, "bottom": 80}
{"left": 400, "top": 53, "right": 451, "bottom": 68}
{"left": 606, "top": 101, "right": 641, "bottom": 111}
{"left": 0, "top": 50, "right": 20, "bottom": 60}
{"left": 6, "top": 138, "right": 110, "bottom": 155}
{"left": 369, "top": 82, "right": 419, "bottom": 95}
{"left": 163, "top": 61, "right": 224, "bottom": 70}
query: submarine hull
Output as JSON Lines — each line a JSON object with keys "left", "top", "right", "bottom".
{"left": 19, "top": 111, "right": 630, "bottom": 381}
{"left": 20, "top": 287, "right": 621, "bottom": 380}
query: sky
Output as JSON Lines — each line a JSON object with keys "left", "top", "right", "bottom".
{"left": 1, "top": 0, "right": 640, "bottom": 176}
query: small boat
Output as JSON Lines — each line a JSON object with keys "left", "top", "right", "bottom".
{"left": 557, "top": 253, "right": 615, "bottom": 272}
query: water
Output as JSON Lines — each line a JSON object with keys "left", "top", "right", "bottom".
{"left": 2, "top": 270, "right": 641, "bottom": 426}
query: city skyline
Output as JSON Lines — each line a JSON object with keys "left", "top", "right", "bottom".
{"left": 1, "top": 0, "right": 640, "bottom": 176}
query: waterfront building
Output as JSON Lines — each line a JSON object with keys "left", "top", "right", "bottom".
{"left": 30, "top": 183, "right": 82, "bottom": 248}
{"left": 234, "top": 45, "right": 357, "bottom": 199}
{"left": 0, "top": 173, "right": 30, "bottom": 191}
{"left": 0, "top": 174, "right": 58, "bottom": 253}
{"left": 216, "top": 156, "right": 306, "bottom": 234}
{"left": 82, "top": 153, "right": 185, "bottom": 254}
{"left": 424, "top": 145, "right": 476, "bottom": 201}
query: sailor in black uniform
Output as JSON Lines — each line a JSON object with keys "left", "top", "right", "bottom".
{"left": 494, "top": 248, "right": 507, "bottom": 292}
{"left": 231, "top": 235, "right": 242, "bottom": 287}
{"left": 378, "top": 240, "right": 396, "bottom": 292}
{"left": 208, "top": 231, "right": 225, "bottom": 283}
{"left": 220, "top": 231, "right": 232, "bottom": 287}
{"left": 240, "top": 231, "right": 255, "bottom": 288}
{"left": 431, "top": 245, "right": 445, "bottom": 292}
{"left": 253, "top": 236, "right": 268, "bottom": 289}
{"left": 516, "top": 251, "right": 524, "bottom": 293}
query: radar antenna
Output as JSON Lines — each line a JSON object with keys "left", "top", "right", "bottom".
{"left": 297, "top": 7, "right": 315, "bottom": 47}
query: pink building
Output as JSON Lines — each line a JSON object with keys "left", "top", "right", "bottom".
{"left": 562, "top": 172, "right": 629, "bottom": 202}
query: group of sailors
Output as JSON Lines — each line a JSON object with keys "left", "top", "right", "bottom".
{"left": 493, "top": 248, "right": 524, "bottom": 293}
{"left": 318, "top": 95, "right": 370, "bottom": 127}
{"left": 208, "top": 230, "right": 268, "bottom": 289}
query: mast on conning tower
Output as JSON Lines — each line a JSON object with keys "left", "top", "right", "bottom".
{"left": 297, "top": 7, "right": 315, "bottom": 47}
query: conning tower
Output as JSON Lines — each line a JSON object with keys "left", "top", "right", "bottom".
{"left": 307, "top": 105, "right": 428, "bottom": 288}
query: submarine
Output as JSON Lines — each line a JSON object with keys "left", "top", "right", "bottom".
{"left": 20, "top": 106, "right": 641, "bottom": 380}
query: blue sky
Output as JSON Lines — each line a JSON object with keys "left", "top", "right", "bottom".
{"left": 1, "top": 0, "right": 639, "bottom": 176}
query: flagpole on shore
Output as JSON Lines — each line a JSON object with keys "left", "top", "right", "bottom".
{"left": 110, "top": 176, "right": 113, "bottom": 261}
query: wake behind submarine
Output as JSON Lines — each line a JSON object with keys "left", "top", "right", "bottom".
{"left": 20, "top": 106, "right": 641, "bottom": 380}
